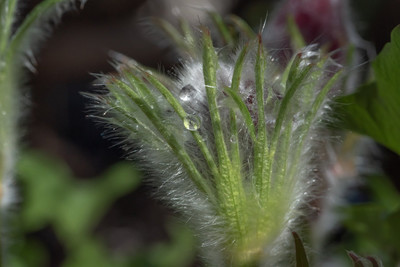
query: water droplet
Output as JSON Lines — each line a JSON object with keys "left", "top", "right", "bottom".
{"left": 307, "top": 178, "right": 317, "bottom": 185}
{"left": 272, "top": 74, "right": 280, "bottom": 83}
{"left": 183, "top": 114, "right": 201, "bottom": 131}
{"left": 312, "top": 168, "right": 318, "bottom": 173}
{"left": 301, "top": 50, "right": 320, "bottom": 65}
{"left": 268, "top": 55, "right": 278, "bottom": 63}
{"left": 179, "top": 84, "right": 196, "bottom": 102}
{"left": 266, "top": 119, "right": 276, "bottom": 127}
{"left": 230, "top": 135, "right": 237, "bottom": 143}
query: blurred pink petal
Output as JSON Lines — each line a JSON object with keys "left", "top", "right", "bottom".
{"left": 264, "top": 0, "right": 357, "bottom": 59}
{"left": 263, "top": 0, "right": 374, "bottom": 93}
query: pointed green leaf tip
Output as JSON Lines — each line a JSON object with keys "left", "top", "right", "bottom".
{"left": 292, "top": 232, "right": 309, "bottom": 267}
{"left": 336, "top": 25, "right": 400, "bottom": 155}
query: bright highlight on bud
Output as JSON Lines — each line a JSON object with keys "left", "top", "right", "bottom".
{"left": 86, "top": 15, "right": 344, "bottom": 267}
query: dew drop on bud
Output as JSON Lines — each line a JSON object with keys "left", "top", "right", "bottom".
{"left": 183, "top": 114, "right": 201, "bottom": 131}
{"left": 179, "top": 84, "right": 196, "bottom": 102}
{"left": 268, "top": 55, "right": 278, "bottom": 63}
{"left": 307, "top": 178, "right": 317, "bottom": 186}
{"left": 301, "top": 50, "right": 320, "bottom": 65}
{"left": 272, "top": 74, "right": 280, "bottom": 83}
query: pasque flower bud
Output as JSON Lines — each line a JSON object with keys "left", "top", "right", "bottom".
{"left": 87, "top": 21, "right": 343, "bottom": 264}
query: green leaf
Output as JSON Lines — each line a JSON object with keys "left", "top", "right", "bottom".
{"left": 8, "top": 0, "right": 77, "bottom": 58}
{"left": 144, "top": 221, "right": 196, "bottom": 267}
{"left": 225, "top": 43, "right": 257, "bottom": 142}
{"left": 17, "top": 150, "right": 141, "bottom": 235}
{"left": 227, "top": 14, "right": 256, "bottom": 40}
{"left": 209, "top": 12, "right": 234, "bottom": 46}
{"left": 292, "top": 232, "right": 309, "bottom": 267}
{"left": 0, "top": 0, "right": 18, "bottom": 54}
{"left": 336, "top": 25, "right": 400, "bottom": 154}
{"left": 225, "top": 87, "right": 256, "bottom": 142}
{"left": 340, "top": 175, "right": 400, "bottom": 265}
{"left": 62, "top": 239, "right": 117, "bottom": 267}
{"left": 287, "top": 16, "right": 306, "bottom": 50}
{"left": 202, "top": 28, "right": 247, "bottom": 241}
{"left": 151, "top": 17, "right": 196, "bottom": 57}
{"left": 253, "top": 37, "right": 269, "bottom": 201}
{"left": 368, "top": 175, "right": 400, "bottom": 213}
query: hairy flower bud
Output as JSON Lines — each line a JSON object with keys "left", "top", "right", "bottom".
{"left": 86, "top": 21, "right": 344, "bottom": 264}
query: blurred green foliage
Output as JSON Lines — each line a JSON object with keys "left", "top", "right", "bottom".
{"left": 341, "top": 175, "right": 400, "bottom": 266}
{"left": 10, "top": 150, "right": 196, "bottom": 267}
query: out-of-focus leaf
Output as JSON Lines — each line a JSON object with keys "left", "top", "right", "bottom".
{"left": 145, "top": 220, "right": 196, "bottom": 267}
{"left": 18, "top": 150, "right": 141, "bottom": 238}
{"left": 16, "top": 150, "right": 197, "bottom": 266}
{"left": 227, "top": 14, "right": 256, "bottom": 40}
{"left": 17, "top": 150, "right": 72, "bottom": 230}
{"left": 341, "top": 175, "right": 400, "bottom": 265}
{"left": 56, "top": 161, "right": 141, "bottom": 242}
{"left": 125, "top": 220, "right": 196, "bottom": 267}
{"left": 9, "top": 240, "right": 49, "bottom": 267}
{"left": 292, "top": 231, "right": 309, "bottom": 267}
{"left": 15, "top": 150, "right": 142, "bottom": 266}
{"left": 335, "top": 25, "right": 400, "bottom": 155}
{"left": 368, "top": 175, "right": 400, "bottom": 213}
{"left": 62, "top": 239, "right": 117, "bottom": 267}
{"left": 209, "top": 12, "right": 234, "bottom": 45}
{"left": 287, "top": 16, "right": 306, "bottom": 50}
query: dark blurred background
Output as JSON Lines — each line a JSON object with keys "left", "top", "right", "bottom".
{"left": 12, "top": 0, "right": 400, "bottom": 266}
